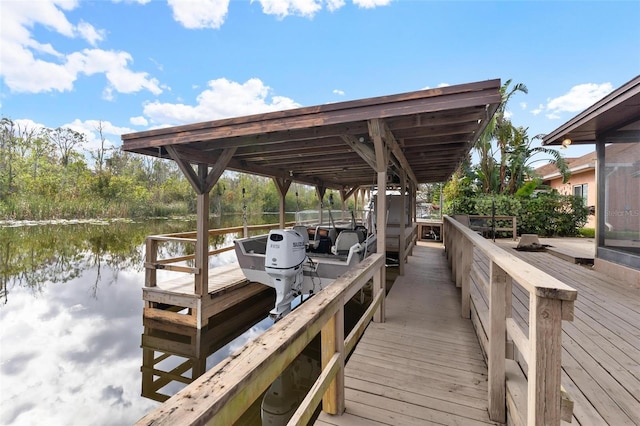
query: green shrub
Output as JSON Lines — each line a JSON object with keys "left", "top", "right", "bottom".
{"left": 445, "top": 192, "right": 588, "bottom": 237}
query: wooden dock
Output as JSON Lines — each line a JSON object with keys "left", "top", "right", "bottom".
{"left": 492, "top": 241, "right": 640, "bottom": 425}
{"left": 143, "top": 262, "right": 273, "bottom": 328}
{"left": 316, "top": 242, "right": 499, "bottom": 425}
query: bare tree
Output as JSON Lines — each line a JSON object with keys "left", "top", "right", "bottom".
{"left": 91, "top": 120, "right": 112, "bottom": 173}
{"left": 46, "top": 127, "right": 86, "bottom": 167}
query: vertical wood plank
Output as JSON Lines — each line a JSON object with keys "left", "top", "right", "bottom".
{"left": 505, "top": 275, "right": 514, "bottom": 359}
{"left": 488, "top": 261, "right": 507, "bottom": 423}
{"left": 528, "top": 295, "right": 563, "bottom": 425}
{"left": 460, "top": 242, "right": 472, "bottom": 319}
{"left": 145, "top": 237, "right": 158, "bottom": 288}
{"left": 322, "top": 306, "right": 345, "bottom": 415}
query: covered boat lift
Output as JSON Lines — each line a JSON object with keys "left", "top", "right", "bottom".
{"left": 122, "top": 79, "right": 502, "bottom": 307}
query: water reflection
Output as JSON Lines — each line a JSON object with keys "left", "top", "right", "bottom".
{"left": 0, "top": 218, "right": 245, "bottom": 425}
{"left": 140, "top": 291, "right": 275, "bottom": 402}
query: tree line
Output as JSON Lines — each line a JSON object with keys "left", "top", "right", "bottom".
{"left": 0, "top": 117, "right": 333, "bottom": 221}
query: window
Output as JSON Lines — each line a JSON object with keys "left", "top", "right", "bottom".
{"left": 602, "top": 142, "right": 640, "bottom": 261}
{"left": 573, "top": 183, "right": 588, "bottom": 205}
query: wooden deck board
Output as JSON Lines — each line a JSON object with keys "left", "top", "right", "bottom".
{"left": 154, "top": 262, "right": 248, "bottom": 294}
{"left": 316, "top": 242, "right": 498, "bottom": 426}
{"left": 494, "top": 241, "right": 640, "bottom": 426}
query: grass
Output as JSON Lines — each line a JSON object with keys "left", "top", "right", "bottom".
{"left": 578, "top": 228, "right": 595, "bottom": 238}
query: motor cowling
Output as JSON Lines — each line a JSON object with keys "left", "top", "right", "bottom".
{"left": 265, "top": 229, "right": 307, "bottom": 319}
{"left": 265, "top": 229, "right": 306, "bottom": 271}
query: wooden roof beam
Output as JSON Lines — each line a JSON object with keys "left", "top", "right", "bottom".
{"left": 340, "top": 134, "right": 378, "bottom": 171}
{"left": 166, "top": 146, "right": 236, "bottom": 194}
{"left": 376, "top": 119, "right": 418, "bottom": 186}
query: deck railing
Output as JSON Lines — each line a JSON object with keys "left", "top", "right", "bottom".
{"left": 136, "top": 253, "right": 386, "bottom": 426}
{"left": 444, "top": 215, "right": 577, "bottom": 426}
{"left": 144, "top": 222, "right": 295, "bottom": 288}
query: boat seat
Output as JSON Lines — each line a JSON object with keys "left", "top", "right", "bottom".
{"left": 293, "top": 225, "right": 318, "bottom": 249}
{"left": 331, "top": 230, "right": 360, "bottom": 256}
{"left": 328, "top": 228, "right": 338, "bottom": 246}
{"left": 356, "top": 229, "right": 366, "bottom": 243}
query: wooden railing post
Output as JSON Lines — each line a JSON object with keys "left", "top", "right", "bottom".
{"left": 373, "top": 263, "right": 385, "bottom": 323}
{"left": 322, "top": 306, "right": 345, "bottom": 415}
{"left": 528, "top": 295, "right": 563, "bottom": 425}
{"left": 488, "top": 260, "right": 507, "bottom": 423}
{"left": 145, "top": 237, "right": 158, "bottom": 288}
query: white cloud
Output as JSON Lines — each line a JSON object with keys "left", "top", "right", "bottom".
{"left": 167, "top": 0, "right": 230, "bottom": 29}
{"left": 66, "top": 119, "right": 135, "bottom": 150}
{"left": 13, "top": 118, "right": 48, "bottom": 133}
{"left": 0, "top": 0, "right": 162, "bottom": 96}
{"left": 130, "top": 116, "right": 149, "bottom": 126}
{"left": 252, "top": 0, "right": 323, "bottom": 18}
{"left": 353, "top": 0, "right": 393, "bottom": 8}
{"left": 76, "top": 21, "right": 105, "bottom": 46}
{"left": 143, "top": 77, "right": 301, "bottom": 126}
{"left": 534, "top": 82, "right": 614, "bottom": 120}
{"left": 327, "top": 0, "right": 346, "bottom": 11}
{"left": 531, "top": 104, "right": 544, "bottom": 116}
{"left": 437, "top": 82, "right": 450, "bottom": 88}
{"left": 520, "top": 102, "right": 527, "bottom": 110}
{"left": 333, "top": 89, "right": 345, "bottom": 96}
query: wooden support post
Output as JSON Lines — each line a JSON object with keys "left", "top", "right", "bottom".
{"left": 145, "top": 238, "right": 158, "bottom": 289}
{"left": 373, "top": 170, "right": 386, "bottom": 323}
{"left": 273, "top": 178, "right": 292, "bottom": 229}
{"left": 409, "top": 183, "right": 415, "bottom": 256}
{"left": 316, "top": 186, "right": 326, "bottom": 224}
{"left": 370, "top": 118, "right": 388, "bottom": 324}
{"left": 195, "top": 172, "right": 210, "bottom": 298}
{"left": 528, "top": 295, "right": 563, "bottom": 425}
{"left": 460, "top": 242, "right": 473, "bottom": 319}
{"left": 399, "top": 171, "right": 407, "bottom": 276}
{"left": 339, "top": 188, "right": 347, "bottom": 221}
{"left": 322, "top": 305, "right": 345, "bottom": 415}
{"left": 488, "top": 261, "right": 507, "bottom": 423}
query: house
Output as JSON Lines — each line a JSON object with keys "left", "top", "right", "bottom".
{"left": 534, "top": 150, "right": 597, "bottom": 228}
{"left": 542, "top": 75, "right": 640, "bottom": 285}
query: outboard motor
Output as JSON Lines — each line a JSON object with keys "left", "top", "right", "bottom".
{"left": 265, "top": 229, "right": 306, "bottom": 319}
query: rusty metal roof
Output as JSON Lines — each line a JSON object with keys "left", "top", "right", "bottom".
{"left": 122, "top": 79, "right": 501, "bottom": 190}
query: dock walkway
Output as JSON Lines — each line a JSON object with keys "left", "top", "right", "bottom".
{"left": 494, "top": 240, "right": 640, "bottom": 426}
{"left": 316, "top": 242, "right": 499, "bottom": 425}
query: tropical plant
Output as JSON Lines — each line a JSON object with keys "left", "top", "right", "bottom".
{"left": 504, "top": 127, "right": 570, "bottom": 195}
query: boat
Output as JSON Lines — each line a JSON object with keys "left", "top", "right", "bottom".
{"left": 234, "top": 211, "right": 376, "bottom": 320}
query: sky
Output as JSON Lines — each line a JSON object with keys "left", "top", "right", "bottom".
{"left": 1, "top": 0, "right": 639, "bottom": 165}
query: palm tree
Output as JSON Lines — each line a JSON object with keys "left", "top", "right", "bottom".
{"left": 495, "top": 81, "right": 528, "bottom": 192}
{"left": 474, "top": 79, "right": 528, "bottom": 193}
{"left": 504, "top": 127, "right": 570, "bottom": 195}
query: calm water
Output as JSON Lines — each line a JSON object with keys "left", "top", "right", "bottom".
{"left": 0, "top": 215, "right": 285, "bottom": 425}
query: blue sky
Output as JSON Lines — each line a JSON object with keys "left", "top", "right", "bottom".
{"left": 1, "top": 0, "right": 639, "bottom": 161}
